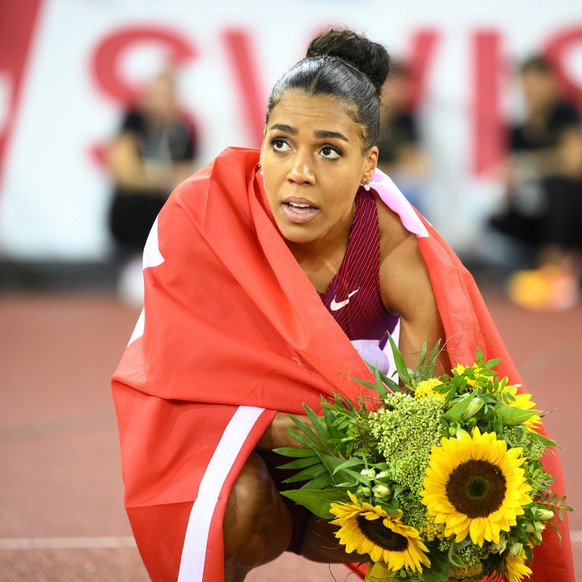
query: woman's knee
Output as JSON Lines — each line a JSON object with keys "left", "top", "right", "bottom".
{"left": 223, "top": 452, "right": 292, "bottom": 575}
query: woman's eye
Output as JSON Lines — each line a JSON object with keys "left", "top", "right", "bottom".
{"left": 320, "top": 146, "right": 340, "bottom": 160}
{"left": 271, "top": 138, "right": 291, "bottom": 152}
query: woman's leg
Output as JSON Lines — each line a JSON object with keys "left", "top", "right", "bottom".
{"left": 129, "top": 453, "right": 355, "bottom": 581}
{"left": 223, "top": 452, "right": 293, "bottom": 582}
{"left": 224, "top": 453, "right": 357, "bottom": 577}
{"left": 127, "top": 453, "right": 292, "bottom": 582}
{"left": 299, "top": 515, "right": 355, "bottom": 563}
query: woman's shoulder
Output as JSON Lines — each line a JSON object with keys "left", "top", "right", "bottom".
{"left": 373, "top": 193, "right": 440, "bottom": 312}
{"left": 374, "top": 194, "right": 418, "bottom": 253}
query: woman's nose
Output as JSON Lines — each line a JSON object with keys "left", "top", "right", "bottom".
{"left": 287, "top": 154, "right": 315, "bottom": 184}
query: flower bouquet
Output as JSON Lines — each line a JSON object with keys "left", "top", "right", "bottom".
{"left": 274, "top": 338, "right": 571, "bottom": 581}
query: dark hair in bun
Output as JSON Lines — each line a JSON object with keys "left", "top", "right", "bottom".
{"left": 265, "top": 28, "right": 392, "bottom": 150}
{"left": 306, "top": 29, "right": 390, "bottom": 96}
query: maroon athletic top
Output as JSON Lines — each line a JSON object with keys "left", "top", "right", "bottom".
{"left": 319, "top": 187, "right": 399, "bottom": 343}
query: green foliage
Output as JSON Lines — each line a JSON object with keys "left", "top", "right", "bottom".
{"left": 418, "top": 547, "right": 449, "bottom": 581}
{"left": 279, "top": 488, "right": 344, "bottom": 519}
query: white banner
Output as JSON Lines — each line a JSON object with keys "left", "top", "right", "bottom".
{"left": 1, "top": 0, "right": 581, "bottom": 259}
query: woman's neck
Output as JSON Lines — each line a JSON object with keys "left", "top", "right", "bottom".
{"left": 285, "top": 213, "right": 354, "bottom": 294}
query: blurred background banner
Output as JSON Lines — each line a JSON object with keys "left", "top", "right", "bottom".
{"left": 1, "top": 0, "right": 581, "bottom": 260}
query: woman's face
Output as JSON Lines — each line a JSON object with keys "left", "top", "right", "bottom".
{"left": 260, "top": 90, "right": 378, "bottom": 248}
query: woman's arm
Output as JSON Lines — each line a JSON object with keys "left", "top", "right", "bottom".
{"left": 255, "top": 412, "right": 311, "bottom": 450}
{"left": 377, "top": 202, "right": 451, "bottom": 375}
{"left": 105, "top": 131, "right": 192, "bottom": 193}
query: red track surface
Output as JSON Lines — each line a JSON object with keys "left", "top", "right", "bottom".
{"left": 1, "top": 290, "right": 580, "bottom": 581}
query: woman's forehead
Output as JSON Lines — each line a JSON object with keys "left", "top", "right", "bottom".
{"left": 266, "top": 90, "right": 361, "bottom": 137}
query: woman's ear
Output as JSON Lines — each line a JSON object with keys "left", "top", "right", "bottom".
{"left": 363, "top": 146, "right": 379, "bottom": 183}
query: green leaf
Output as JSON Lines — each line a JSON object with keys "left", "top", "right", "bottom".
{"left": 323, "top": 404, "right": 341, "bottom": 442}
{"left": 496, "top": 405, "right": 539, "bottom": 425}
{"left": 417, "top": 337, "right": 428, "bottom": 371}
{"left": 352, "top": 377, "right": 384, "bottom": 393}
{"left": 304, "top": 404, "right": 331, "bottom": 447}
{"left": 381, "top": 375, "right": 401, "bottom": 394}
{"left": 418, "top": 546, "right": 449, "bottom": 581}
{"left": 273, "top": 446, "right": 318, "bottom": 458}
{"left": 282, "top": 463, "right": 327, "bottom": 484}
{"left": 392, "top": 483, "right": 406, "bottom": 498}
{"left": 290, "top": 414, "right": 327, "bottom": 451}
{"left": 444, "top": 393, "right": 476, "bottom": 422}
{"left": 387, "top": 333, "right": 412, "bottom": 385}
{"left": 336, "top": 467, "right": 371, "bottom": 485}
{"left": 529, "top": 432, "right": 557, "bottom": 448}
{"left": 276, "top": 456, "right": 321, "bottom": 470}
{"left": 486, "top": 357, "right": 502, "bottom": 369}
{"left": 332, "top": 457, "right": 365, "bottom": 474}
{"left": 475, "top": 348, "right": 485, "bottom": 366}
{"left": 423, "top": 339, "right": 442, "bottom": 379}
{"left": 303, "top": 472, "right": 333, "bottom": 490}
{"left": 279, "top": 488, "right": 346, "bottom": 519}
{"left": 315, "top": 452, "right": 348, "bottom": 477}
{"left": 286, "top": 428, "right": 324, "bottom": 452}
{"left": 447, "top": 541, "right": 467, "bottom": 568}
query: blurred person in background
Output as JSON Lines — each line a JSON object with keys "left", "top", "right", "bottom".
{"left": 376, "top": 60, "right": 428, "bottom": 214}
{"left": 105, "top": 67, "right": 198, "bottom": 305}
{"left": 508, "top": 126, "right": 582, "bottom": 310}
{"left": 489, "top": 55, "right": 581, "bottom": 308}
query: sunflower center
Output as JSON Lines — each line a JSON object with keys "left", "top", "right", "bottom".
{"left": 446, "top": 460, "right": 507, "bottom": 517}
{"left": 356, "top": 515, "right": 409, "bottom": 551}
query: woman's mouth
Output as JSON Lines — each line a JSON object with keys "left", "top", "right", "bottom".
{"left": 282, "top": 200, "right": 319, "bottom": 224}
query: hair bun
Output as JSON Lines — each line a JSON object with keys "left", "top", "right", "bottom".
{"left": 306, "top": 28, "right": 391, "bottom": 95}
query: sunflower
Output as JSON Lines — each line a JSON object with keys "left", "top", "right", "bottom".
{"left": 330, "top": 491, "right": 431, "bottom": 573}
{"left": 505, "top": 550, "right": 533, "bottom": 582}
{"left": 421, "top": 428, "right": 532, "bottom": 546}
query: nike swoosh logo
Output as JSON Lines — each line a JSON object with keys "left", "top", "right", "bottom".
{"left": 330, "top": 289, "right": 359, "bottom": 311}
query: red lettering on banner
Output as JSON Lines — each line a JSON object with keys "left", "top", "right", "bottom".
{"left": 0, "top": 0, "right": 44, "bottom": 191}
{"left": 6, "top": 15, "right": 582, "bottom": 192}
{"left": 222, "top": 29, "right": 266, "bottom": 148}
{"left": 545, "top": 27, "right": 582, "bottom": 110}
{"left": 90, "top": 26, "right": 197, "bottom": 105}
{"left": 405, "top": 29, "right": 440, "bottom": 111}
{"left": 472, "top": 30, "right": 504, "bottom": 176}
